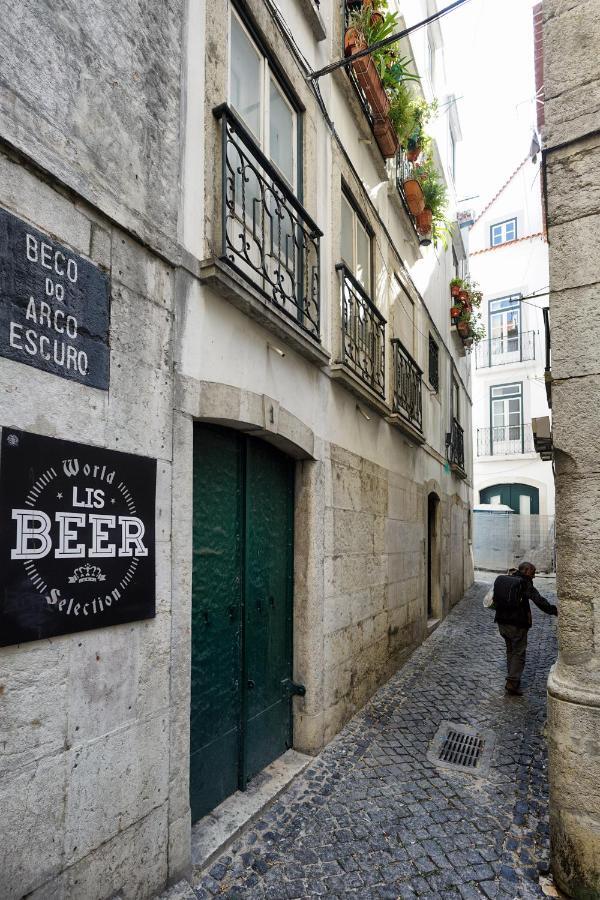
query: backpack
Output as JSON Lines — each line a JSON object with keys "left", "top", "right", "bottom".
{"left": 492, "top": 574, "right": 525, "bottom": 614}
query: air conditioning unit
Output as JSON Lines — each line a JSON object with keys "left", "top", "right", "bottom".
{"left": 532, "top": 416, "right": 553, "bottom": 461}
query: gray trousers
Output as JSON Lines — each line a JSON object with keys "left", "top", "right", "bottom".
{"left": 498, "top": 624, "right": 528, "bottom": 687}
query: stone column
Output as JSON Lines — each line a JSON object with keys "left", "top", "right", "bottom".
{"left": 544, "top": 1, "right": 600, "bottom": 895}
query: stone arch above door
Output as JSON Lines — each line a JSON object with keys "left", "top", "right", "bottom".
{"left": 176, "top": 376, "right": 316, "bottom": 460}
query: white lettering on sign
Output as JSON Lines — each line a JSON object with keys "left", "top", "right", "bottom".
{"left": 10, "top": 509, "right": 148, "bottom": 559}
{"left": 9, "top": 321, "right": 88, "bottom": 376}
{"left": 45, "top": 586, "right": 122, "bottom": 616}
{"left": 25, "top": 233, "right": 78, "bottom": 283}
{"left": 10, "top": 509, "right": 52, "bottom": 559}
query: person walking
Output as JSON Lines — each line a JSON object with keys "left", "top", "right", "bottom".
{"left": 493, "top": 561, "right": 558, "bottom": 696}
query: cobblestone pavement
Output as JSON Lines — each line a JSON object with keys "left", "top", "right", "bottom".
{"left": 179, "top": 578, "right": 559, "bottom": 899}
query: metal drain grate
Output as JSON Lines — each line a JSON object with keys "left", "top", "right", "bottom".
{"left": 427, "top": 721, "right": 495, "bottom": 775}
{"left": 439, "top": 729, "right": 484, "bottom": 768}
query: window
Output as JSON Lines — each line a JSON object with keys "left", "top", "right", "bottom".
{"left": 229, "top": 10, "right": 297, "bottom": 188}
{"left": 341, "top": 192, "right": 372, "bottom": 292}
{"left": 451, "top": 379, "right": 459, "bottom": 422}
{"left": 489, "top": 295, "right": 521, "bottom": 359}
{"left": 490, "top": 383, "right": 522, "bottom": 441}
{"left": 490, "top": 218, "right": 517, "bottom": 247}
{"left": 392, "top": 276, "right": 414, "bottom": 356}
{"left": 449, "top": 127, "right": 457, "bottom": 182}
{"left": 427, "top": 32, "right": 436, "bottom": 85}
{"left": 428, "top": 334, "right": 439, "bottom": 393}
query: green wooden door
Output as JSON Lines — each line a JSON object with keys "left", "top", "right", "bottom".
{"left": 480, "top": 483, "right": 539, "bottom": 514}
{"left": 243, "top": 438, "right": 294, "bottom": 784}
{"left": 190, "top": 427, "right": 243, "bottom": 823}
{"left": 190, "top": 426, "right": 294, "bottom": 823}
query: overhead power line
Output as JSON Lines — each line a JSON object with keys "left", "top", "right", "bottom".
{"left": 308, "top": 0, "right": 472, "bottom": 81}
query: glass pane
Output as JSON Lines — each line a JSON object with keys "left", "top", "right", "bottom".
{"left": 341, "top": 195, "right": 353, "bottom": 270}
{"left": 491, "top": 226, "right": 501, "bottom": 245}
{"left": 356, "top": 218, "right": 370, "bottom": 289}
{"left": 505, "top": 221, "right": 515, "bottom": 240}
{"left": 230, "top": 15, "right": 262, "bottom": 139}
{"left": 492, "top": 401, "right": 505, "bottom": 426}
{"left": 269, "top": 78, "right": 294, "bottom": 186}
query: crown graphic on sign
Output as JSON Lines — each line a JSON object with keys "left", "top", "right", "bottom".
{"left": 68, "top": 564, "right": 106, "bottom": 584}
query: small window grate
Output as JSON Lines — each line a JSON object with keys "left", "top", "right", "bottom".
{"left": 428, "top": 334, "right": 439, "bottom": 393}
{"left": 439, "top": 729, "right": 484, "bottom": 768}
{"left": 427, "top": 721, "right": 495, "bottom": 775}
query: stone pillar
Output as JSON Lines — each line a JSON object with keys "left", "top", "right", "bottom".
{"left": 543, "top": 1, "right": 600, "bottom": 895}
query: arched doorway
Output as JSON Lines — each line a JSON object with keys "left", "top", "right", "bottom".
{"left": 190, "top": 424, "right": 295, "bottom": 822}
{"left": 427, "top": 492, "right": 441, "bottom": 620}
{"left": 480, "top": 483, "right": 539, "bottom": 514}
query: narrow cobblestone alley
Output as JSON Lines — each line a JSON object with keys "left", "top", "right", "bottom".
{"left": 170, "top": 578, "right": 558, "bottom": 900}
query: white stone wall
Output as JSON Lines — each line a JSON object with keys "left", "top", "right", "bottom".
{"left": 0, "top": 152, "right": 176, "bottom": 899}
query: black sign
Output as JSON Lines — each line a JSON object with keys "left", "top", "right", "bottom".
{"left": 0, "top": 207, "right": 109, "bottom": 389}
{"left": 0, "top": 429, "right": 156, "bottom": 646}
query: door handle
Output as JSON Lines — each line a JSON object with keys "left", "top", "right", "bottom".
{"left": 282, "top": 678, "right": 306, "bottom": 697}
{"left": 247, "top": 679, "right": 256, "bottom": 689}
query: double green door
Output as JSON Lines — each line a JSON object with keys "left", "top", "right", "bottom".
{"left": 190, "top": 425, "right": 295, "bottom": 823}
{"left": 480, "top": 482, "right": 539, "bottom": 514}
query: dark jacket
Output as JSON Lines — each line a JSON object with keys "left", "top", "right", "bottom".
{"left": 494, "top": 573, "right": 558, "bottom": 629}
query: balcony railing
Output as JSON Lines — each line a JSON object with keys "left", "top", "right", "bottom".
{"left": 477, "top": 423, "right": 535, "bottom": 457}
{"left": 215, "top": 104, "right": 322, "bottom": 341}
{"left": 391, "top": 339, "right": 423, "bottom": 431}
{"left": 446, "top": 417, "right": 465, "bottom": 472}
{"left": 343, "top": 2, "right": 375, "bottom": 131}
{"left": 394, "top": 148, "right": 419, "bottom": 234}
{"left": 336, "top": 264, "right": 386, "bottom": 398}
{"left": 475, "top": 331, "right": 536, "bottom": 369}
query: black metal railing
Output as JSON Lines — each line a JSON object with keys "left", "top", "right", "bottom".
{"left": 394, "top": 148, "right": 419, "bottom": 233}
{"left": 391, "top": 339, "right": 423, "bottom": 431}
{"left": 343, "top": 2, "right": 375, "bottom": 130}
{"left": 336, "top": 264, "right": 386, "bottom": 397}
{"left": 215, "top": 104, "right": 322, "bottom": 341}
{"left": 428, "top": 334, "right": 439, "bottom": 393}
{"left": 475, "top": 330, "right": 536, "bottom": 369}
{"left": 446, "top": 417, "right": 465, "bottom": 471}
{"left": 477, "top": 423, "right": 535, "bottom": 457}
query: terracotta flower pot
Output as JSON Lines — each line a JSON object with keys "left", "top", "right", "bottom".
{"left": 457, "top": 320, "right": 470, "bottom": 337}
{"left": 406, "top": 145, "right": 421, "bottom": 163}
{"left": 344, "top": 28, "right": 389, "bottom": 122}
{"left": 450, "top": 284, "right": 461, "bottom": 298}
{"left": 458, "top": 289, "right": 469, "bottom": 303}
{"left": 374, "top": 117, "right": 399, "bottom": 159}
{"left": 403, "top": 178, "right": 425, "bottom": 215}
{"left": 416, "top": 208, "right": 432, "bottom": 235}
{"left": 450, "top": 305, "right": 461, "bottom": 320}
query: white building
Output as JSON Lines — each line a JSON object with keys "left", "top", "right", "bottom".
{"left": 465, "top": 155, "right": 554, "bottom": 527}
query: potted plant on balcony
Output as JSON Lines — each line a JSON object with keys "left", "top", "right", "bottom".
{"left": 450, "top": 277, "right": 463, "bottom": 299}
{"left": 405, "top": 98, "right": 438, "bottom": 161}
{"left": 457, "top": 311, "right": 471, "bottom": 338}
{"left": 345, "top": 1, "right": 421, "bottom": 159}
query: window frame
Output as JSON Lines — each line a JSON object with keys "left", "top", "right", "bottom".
{"left": 490, "top": 217, "right": 518, "bottom": 247}
{"left": 451, "top": 378, "right": 460, "bottom": 423}
{"left": 428, "top": 333, "right": 439, "bottom": 394}
{"left": 489, "top": 381, "right": 523, "bottom": 429}
{"left": 228, "top": 6, "right": 303, "bottom": 194}
{"left": 340, "top": 187, "right": 374, "bottom": 296}
{"left": 488, "top": 294, "right": 522, "bottom": 356}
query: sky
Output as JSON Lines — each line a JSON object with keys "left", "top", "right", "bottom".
{"left": 441, "top": 0, "right": 539, "bottom": 214}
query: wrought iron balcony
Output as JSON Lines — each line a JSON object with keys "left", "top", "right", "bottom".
{"left": 394, "top": 148, "right": 420, "bottom": 235}
{"left": 475, "top": 331, "right": 536, "bottom": 369}
{"left": 343, "top": 2, "right": 375, "bottom": 131}
{"left": 391, "top": 339, "right": 423, "bottom": 432}
{"left": 215, "top": 104, "right": 321, "bottom": 341}
{"left": 446, "top": 417, "right": 465, "bottom": 472}
{"left": 336, "top": 264, "right": 386, "bottom": 398}
{"left": 477, "top": 423, "right": 535, "bottom": 457}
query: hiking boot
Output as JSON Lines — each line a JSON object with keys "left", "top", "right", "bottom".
{"left": 505, "top": 683, "right": 523, "bottom": 696}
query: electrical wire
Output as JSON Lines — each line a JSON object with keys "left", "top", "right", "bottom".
{"left": 308, "top": 0, "right": 472, "bottom": 81}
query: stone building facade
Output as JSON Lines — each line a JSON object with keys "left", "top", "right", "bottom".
{"left": 0, "top": 0, "right": 472, "bottom": 897}
{"left": 542, "top": 0, "right": 600, "bottom": 895}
